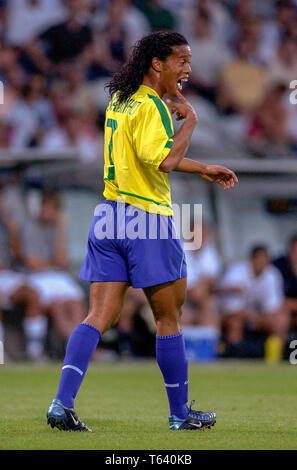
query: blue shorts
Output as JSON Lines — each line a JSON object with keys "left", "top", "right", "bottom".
{"left": 79, "top": 200, "right": 187, "bottom": 288}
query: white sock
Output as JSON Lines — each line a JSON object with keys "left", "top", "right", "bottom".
{"left": 23, "top": 316, "right": 47, "bottom": 360}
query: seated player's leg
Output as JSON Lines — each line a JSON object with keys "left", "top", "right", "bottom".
{"left": 28, "top": 271, "right": 85, "bottom": 341}
{"left": 47, "top": 300, "right": 71, "bottom": 339}
{"left": 64, "top": 299, "right": 86, "bottom": 330}
{"left": 144, "top": 278, "right": 216, "bottom": 431}
{"left": 283, "top": 298, "right": 297, "bottom": 329}
{"left": 257, "top": 309, "right": 290, "bottom": 344}
{"left": 180, "top": 302, "right": 196, "bottom": 326}
{"left": 10, "top": 284, "right": 46, "bottom": 360}
{"left": 197, "top": 296, "right": 220, "bottom": 327}
{"left": 255, "top": 308, "right": 290, "bottom": 362}
{"left": 222, "top": 311, "right": 246, "bottom": 345}
{"left": 48, "top": 298, "right": 85, "bottom": 340}
{"left": 47, "top": 281, "right": 128, "bottom": 431}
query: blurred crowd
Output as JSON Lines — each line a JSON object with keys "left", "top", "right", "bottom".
{"left": 0, "top": 0, "right": 297, "bottom": 362}
{"left": 0, "top": 0, "right": 296, "bottom": 159}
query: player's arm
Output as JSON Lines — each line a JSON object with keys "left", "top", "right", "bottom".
{"left": 160, "top": 89, "right": 238, "bottom": 190}
{"left": 158, "top": 89, "right": 197, "bottom": 173}
{"left": 174, "top": 158, "right": 238, "bottom": 191}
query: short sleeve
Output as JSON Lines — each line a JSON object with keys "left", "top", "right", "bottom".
{"left": 199, "top": 246, "right": 221, "bottom": 278}
{"left": 133, "top": 97, "right": 174, "bottom": 169}
{"left": 262, "top": 268, "right": 284, "bottom": 312}
{"left": 219, "top": 262, "right": 248, "bottom": 288}
{"left": 186, "top": 246, "right": 221, "bottom": 288}
{"left": 185, "top": 252, "right": 202, "bottom": 288}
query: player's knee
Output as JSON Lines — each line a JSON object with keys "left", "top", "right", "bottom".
{"left": 154, "top": 309, "right": 180, "bottom": 326}
{"left": 11, "top": 285, "right": 39, "bottom": 305}
{"left": 25, "top": 286, "right": 40, "bottom": 304}
{"left": 270, "top": 313, "right": 289, "bottom": 335}
{"left": 84, "top": 308, "right": 120, "bottom": 334}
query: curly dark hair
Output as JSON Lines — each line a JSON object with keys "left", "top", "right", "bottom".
{"left": 106, "top": 31, "right": 188, "bottom": 103}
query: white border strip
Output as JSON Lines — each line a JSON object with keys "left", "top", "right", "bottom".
{"left": 62, "top": 364, "right": 83, "bottom": 376}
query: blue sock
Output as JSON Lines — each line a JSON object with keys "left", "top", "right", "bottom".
{"left": 56, "top": 323, "right": 101, "bottom": 408}
{"left": 156, "top": 332, "right": 189, "bottom": 420}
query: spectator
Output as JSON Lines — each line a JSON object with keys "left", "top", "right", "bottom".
{"left": 274, "top": 234, "right": 297, "bottom": 327}
{"left": 239, "top": 18, "right": 264, "bottom": 65}
{"left": 218, "top": 37, "right": 268, "bottom": 114}
{"left": 277, "top": 1, "right": 297, "bottom": 38}
{"left": 267, "top": 35, "right": 297, "bottom": 88}
{"left": 217, "top": 246, "right": 289, "bottom": 358}
{"left": 177, "top": 0, "right": 232, "bottom": 44}
{"left": 0, "top": 0, "right": 295, "bottom": 162}
{"left": 5, "top": 0, "right": 66, "bottom": 47}
{"left": 6, "top": 76, "right": 56, "bottom": 148}
{"left": 0, "top": 122, "right": 6, "bottom": 148}
{"left": 182, "top": 222, "right": 221, "bottom": 328}
{"left": 6, "top": 84, "right": 40, "bottom": 148}
{"left": 188, "top": 11, "right": 232, "bottom": 103}
{"left": 22, "top": 190, "right": 86, "bottom": 344}
{"left": 24, "top": 0, "right": 93, "bottom": 75}
{"left": 256, "top": 14, "right": 282, "bottom": 65}
{"left": 97, "top": 0, "right": 129, "bottom": 68}
{"left": 53, "top": 60, "right": 96, "bottom": 121}
{"left": 247, "top": 84, "right": 290, "bottom": 155}
{"left": 0, "top": 49, "right": 25, "bottom": 146}
{"left": 0, "top": 47, "right": 26, "bottom": 96}
{"left": 0, "top": 183, "right": 46, "bottom": 360}
{"left": 224, "top": 0, "right": 256, "bottom": 46}
{"left": 85, "top": 32, "right": 119, "bottom": 80}
{"left": 0, "top": 0, "right": 5, "bottom": 42}
{"left": 93, "top": 0, "right": 150, "bottom": 54}
{"left": 22, "top": 74, "right": 57, "bottom": 134}
{"left": 139, "top": 0, "right": 176, "bottom": 32}
{"left": 41, "top": 112, "right": 103, "bottom": 163}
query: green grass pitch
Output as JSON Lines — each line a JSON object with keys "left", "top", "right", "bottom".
{"left": 0, "top": 361, "right": 296, "bottom": 450}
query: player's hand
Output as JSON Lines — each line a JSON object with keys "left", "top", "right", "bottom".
{"left": 200, "top": 165, "right": 238, "bottom": 190}
{"left": 166, "top": 88, "right": 197, "bottom": 123}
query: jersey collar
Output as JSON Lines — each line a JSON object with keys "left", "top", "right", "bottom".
{"left": 139, "top": 84, "right": 161, "bottom": 99}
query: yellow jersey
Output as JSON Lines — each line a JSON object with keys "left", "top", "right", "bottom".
{"left": 103, "top": 84, "right": 174, "bottom": 216}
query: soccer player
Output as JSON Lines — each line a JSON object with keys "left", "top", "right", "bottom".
{"left": 47, "top": 31, "right": 238, "bottom": 432}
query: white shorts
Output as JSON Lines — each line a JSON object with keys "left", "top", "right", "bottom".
{"left": 28, "top": 271, "right": 84, "bottom": 306}
{"left": 218, "top": 294, "right": 281, "bottom": 316}
{"left": 0, "top": 270, "right": 27, "bottom": 308}
{"left": 218, "top": 295, "right": 246, "bottom": 315}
